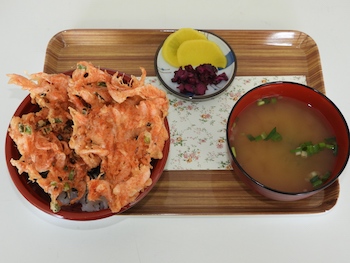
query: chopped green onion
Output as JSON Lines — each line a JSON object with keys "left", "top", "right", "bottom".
{"left": 68, "top": 170, "right": 75, "bottom": 181}
{"left": 271, "top": 132, "right": 282, "bottom": 142}
{"left": 301, "top": 151, "right": 308, "bottom": 158}
{"left": 257, "top": 99, "right": 266, "bottom": 106}
{"left": 24, "top": 126, "right": 32, "bottom": 135}
{"left": 18, "top": 123, "right": 24, "bottom": 133}
{"left": 325, "top": 137, "right": 337, "bottom": 144}
{"left": 77, "top": 64, "right": 87, "bottom": 70}
{"left": 97, "top": 82, "right": 107, "bottom": 87}
{"left": 291, "top": 138, "right": 338, "bottom": 157}
{"left": 63, "top": 182, "right": 70, "bottom": 191}
{"left": 324, "top": 137, "right": 338, "bottom": 155}
{"left": 311, "top": 178, "right": 323, "bottom": 188}
{"left": 41, "top": 126, "right": 52, "bottom": 135}
{"left": 293, "top": 148, "right": 302, "bottom": 155}
{"left": 265, "top": 127, "right": 279, "bottom": 141}
{"left": 308, "top": 171, "right": 332, "bottom": 188}
{"left": 310, "top": 175, "right": 320, "bottom": 184}
{"left": 321, "top": 171, "right": 331, "bottom": 181}
{"left": 94, "top": 92, "right": 105, "bottom": 101}
{"left": 246, "top": 134, "right": 256, "bottom": 141}
{"left": 231, "top": 146, "right": 237, "bottom": 158}
{"left": 144, "top": 135, "right": 151, "bottom": 144}
{"left": 265, "top": 127, "right": 276, "bottom": 141}
{"left": 18, "top": 123, "right": 32, "bottom": 135}
{"left": 50, "top": 201, "right": 61, "bottom": 213}
{"left": 255, "top": 132, "right": 267, "bottom": 141}
{"left": 256, "top": 97, "right": 277, "bottom": 106}
{"left": 318, "top": 142, "right": 326, "bottom": 149}
{"left": 53, "top": 118, "right": 63, "bottom": 123}
{"left": 246, "top": 127, "right": 282, "bottom": 142}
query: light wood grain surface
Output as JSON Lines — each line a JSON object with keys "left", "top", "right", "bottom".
{"left": 43, "top": 29, "right": 337, "bottom": 215}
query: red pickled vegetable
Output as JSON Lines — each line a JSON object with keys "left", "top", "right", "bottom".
{"left": 171, "top": 64, "right": 228, "bottom": 95}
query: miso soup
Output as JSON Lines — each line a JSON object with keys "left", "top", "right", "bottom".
{"left": 229, "top": 96, "right": 337, "bottom": 193}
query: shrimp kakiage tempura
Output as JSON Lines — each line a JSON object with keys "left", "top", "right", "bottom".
{"left": 8, "top": 61, "right": 169, "bottom": 213}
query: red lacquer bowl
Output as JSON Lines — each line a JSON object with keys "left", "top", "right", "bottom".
{"left": 226, "top": 82, "right": 350, "bottom": 201}
{"left": 5, "top": 69, "right": 170, "bottom": 221}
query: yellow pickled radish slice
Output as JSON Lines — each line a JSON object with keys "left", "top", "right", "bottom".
{"left": 177, "top": 39, "right": 227, "bottom": 68}
{"left": 161, "top": 28, "right": 207, "bottom": 67}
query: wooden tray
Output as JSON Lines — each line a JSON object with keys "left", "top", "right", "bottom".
{"left": 44, "top": 29, "right": 339, "bottom": 215}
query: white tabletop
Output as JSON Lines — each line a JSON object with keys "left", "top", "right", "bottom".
{"left": 1, "top": 1, "right": 350, "bottom": 262}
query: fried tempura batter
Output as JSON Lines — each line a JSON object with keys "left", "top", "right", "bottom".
{"left": 7, "top": 61, "right": 169, "bottom": 213}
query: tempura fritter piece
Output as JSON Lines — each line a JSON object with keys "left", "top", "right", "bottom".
{"left": 8, "top": 61, "right": 169, "bottom": 213}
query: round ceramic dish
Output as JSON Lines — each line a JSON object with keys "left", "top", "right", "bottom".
{"left": 155, "top": 30, "right": 237, "bottom": 101}
{"left": 5, "top": 70, "right": 170, "bottom": 221}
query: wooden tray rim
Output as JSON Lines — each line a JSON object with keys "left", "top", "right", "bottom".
{"left": 42, "top": 29, "right": 339, "bottom": 216}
